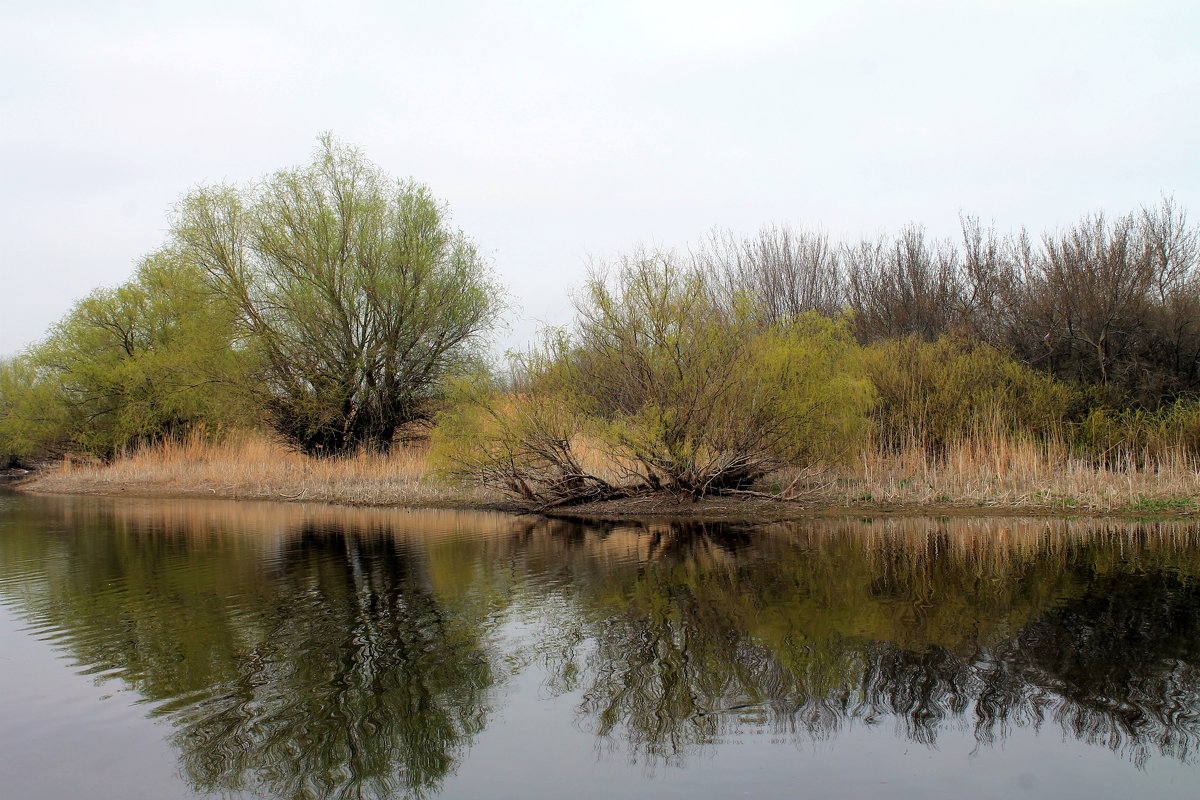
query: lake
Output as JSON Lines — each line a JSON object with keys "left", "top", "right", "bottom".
{"left": 1, "top": 493, "right": 1198, "bottom": 799}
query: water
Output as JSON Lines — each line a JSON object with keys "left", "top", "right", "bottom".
{"left": 1, "top": 494, "right": 1199, "bottom": 799}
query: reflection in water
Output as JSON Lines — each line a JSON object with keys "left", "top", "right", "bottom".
{"left": 550, "top": 520, "right": 1200, "bottom": 767}
{"left": 0, "top": 501, "right": 512, "bottom": 800}
{"left": 2, "top": 497, "right": 1200, "bottom": 798}
{"left": 172, "top": 527, "right": 495, "bottom": 800}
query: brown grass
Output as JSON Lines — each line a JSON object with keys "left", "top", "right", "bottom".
{"left": 25, "top": 430, "right": 500, "bottom": 507}
{"left": 772, "top": 435, "right": 1200, "bottom": 514}
{"left": 21, "top": 430, "right": 1200, "bottom": 517}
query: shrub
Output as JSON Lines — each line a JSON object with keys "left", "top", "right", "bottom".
{"left": 1071, "top": 397, "right": 1200, "bottom": 462}
{"left": 862, "top": 335, "right": 1079, "bottom": 450}
{"left": 436, "top": 251, "right": 874, "bottom": 504}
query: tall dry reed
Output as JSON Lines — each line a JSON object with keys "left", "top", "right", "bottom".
{"left": 23, "top": 428, "right": 1200, "bottom": 514}
{"left": 28, "top": 429, "right": 499, "bottom": 507}
{"left": 774, "top": 432, "right": 1200, "bottom": 513}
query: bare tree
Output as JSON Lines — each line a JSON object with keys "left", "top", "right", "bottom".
{"left": 844, "top": 225, "right": 963, "bottom": 342}
{"left": 698, "top": 223, "right": 843, "bottom": 321}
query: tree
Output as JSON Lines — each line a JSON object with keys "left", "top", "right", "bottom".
{"left": 178, "top": 135, "right": 504, "bottom": 454}
{"left": 437, "top": 249, "right": 873, "bottom": 504}
{"left": 0, "top": 250, "right": 249, "bottom": 459}
{"left": 844, "top": 225, "right": 964, "bottom": 343}
{"left": 697, "top": 223, "right": 844, "bottom": 322}
{"left": 989, "top": 201, "right": 1200, "bottom": 406}
{"left": 0, "top": 355, "right": 67, "bottom": 461}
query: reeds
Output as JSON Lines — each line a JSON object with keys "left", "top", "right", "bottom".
{"left": 23, "top": 427, "right": 1199, "bottom": 515}
{"left": 27, "top": 429, "right": 500, "bottom": 507}
{"left": 772, "top": 432, "right": 1200, "bottom": 513}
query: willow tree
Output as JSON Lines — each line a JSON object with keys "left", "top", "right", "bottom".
{"left": 178, "top": 136, "right": 503, "bottom": 454}
{"left": 0, "top": 250, "right": 249, "bottom": 459}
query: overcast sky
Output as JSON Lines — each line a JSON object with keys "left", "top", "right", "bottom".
{"left": 2, "top": 0, "right": 1197, "bottom": 357}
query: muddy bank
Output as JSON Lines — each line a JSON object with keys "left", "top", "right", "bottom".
{"left": 0, "top": 459, "right": 43, "bottom": 488}
{"left": 14, "top": 473, "right": 1199, "bottom": 523}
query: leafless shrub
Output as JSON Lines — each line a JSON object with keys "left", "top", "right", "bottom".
{"left": 697, "top": 223, "right": 843, "bottom": 321}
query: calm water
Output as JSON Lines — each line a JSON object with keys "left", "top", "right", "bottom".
{"left": 2, "top": 495, "right": 1199, "bottom": 799}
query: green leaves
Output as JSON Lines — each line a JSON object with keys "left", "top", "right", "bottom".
{"left": 0, "top": 250, "right": 252, "bottom": 458}
{"left": 436, "top": 251, "right": 875, "bottom": 502}
{"left": 177, "top": 135, "right": 504, "bottom": 454}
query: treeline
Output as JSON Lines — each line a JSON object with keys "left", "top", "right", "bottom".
{"left": 438, "top": 204, "right": 1200, "bottom": 504}
{"left": 2, "top": 137, "right": 1198, "bottom": 504}
{"left": 706, "top": 199, "right": 1200, "bottom": 407}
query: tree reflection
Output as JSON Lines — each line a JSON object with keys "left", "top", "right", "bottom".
{"left": 0, "top": 502, "right": 501, "bottom": 799}
{"left": 3, "top": 498, "right": 1200, "bottom": 792}
{"left": 530, "top": 519, "right": 1200, "bottom": 768}
{"left": 975, "top": 569, "right": 1200, "bottom": 764}
{"left": 171, "top": 526, "right": 495, "bottom": 800}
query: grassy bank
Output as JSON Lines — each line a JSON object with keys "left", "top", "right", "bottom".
{"left": 778, "top": 437, "right": 1200, "bottom": 515}
{"left": 16, "top": 433, "right": 1199, "bottom": 519}
{"left": 19, "top": 432, "right": 500, "bottom": 508}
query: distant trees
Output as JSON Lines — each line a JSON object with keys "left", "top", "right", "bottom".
{"left": 715, "top": 199, "right": 1200, "bottom": 408}
{"left": 697, "top": 224, "right": 842, "bottom": 321}
{"left": 2, "top": 138, "right": 1194, "bottom": 481}
{"left": 0, "top": 136, "right": 504, "bottom": 459}
{"left": 0, "top": 251, "right": 249, "bottom": 458}
{"left": 1005, "top": 202, "right": 1200, "bottom": 404}
{"left": 843, "top": 225, "right": 963, "bottom": 343}
{"left": 439, "top": 199, "right": 1200, "bottom": 505}
{"left": 178, "top": 136, "right": 504, "bottom": 454}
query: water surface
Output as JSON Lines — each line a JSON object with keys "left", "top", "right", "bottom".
{"left": 1, "top": 494, "right": 1199, "bottom": 798}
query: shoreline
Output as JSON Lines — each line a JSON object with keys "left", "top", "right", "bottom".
{"left": 10, "top": 472, "right": 1198, "bottom": 524}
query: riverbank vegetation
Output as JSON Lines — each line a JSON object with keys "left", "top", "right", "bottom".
{"left": 3, "top": 138, "right": 1199, "bottom": 514}
{"left": 24, "top": 429, "right": 493, "bottom": 507}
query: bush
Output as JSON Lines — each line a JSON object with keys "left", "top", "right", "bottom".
{"left": 1071, "top": 398, "right": 1200, "bottom": 461}
{"left": 436, "top": 251, "right": 874, "bottom": 504}
{"left": 862, "top": 335, "right": 1079, "bottom": 450}
{"left": 433, "top": 336, "right": 611, "bottom": 503}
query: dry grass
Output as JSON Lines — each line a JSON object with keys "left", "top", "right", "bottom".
{"left": 773, "top": 435, "right": 1200, "bottom": 514}
{"left": 21, "top": 430, "right": 1200, "bottom": 516}
{"left": 26, "top": 430, "right": 500, "bottom": 507}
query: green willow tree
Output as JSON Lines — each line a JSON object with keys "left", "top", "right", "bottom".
{"left": 178, "top": 135, "right": 504, "bottom": 454}
{"left": 0, "top": 355, "right": 67, "bottom": 461}
{"left": 0, "top": 250, "right": 249, "bottom": 458}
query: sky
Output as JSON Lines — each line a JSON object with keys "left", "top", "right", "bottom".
{"left": 2, "top": 0, "right": 1198, "bottom": 357}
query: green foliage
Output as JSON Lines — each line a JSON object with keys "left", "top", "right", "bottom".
{"left": 862, "top": 335, "right": 1079, "bottom": 450}
{"left": 1, "top": 251, "right": 253, "bottom": 458}
{"left": 5, "top": 134, "right": 500, "bottom": 460}
{"left": 432, "top": 331, "right": 614, "bottom": 503}
{"left": 0, "top": 355, "right": 69, "bottom": 459}
{"left": 437, "top": 252, "right": 874, "bottom": 502}
{"left": 1072, "top": 398, "right": 1200, "bottom": 460}
{"left": 177, "top": 134, "right": 504, "bottom": 454}
{"left": 576, "top": 255, "right": 873, "bottom": 480}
